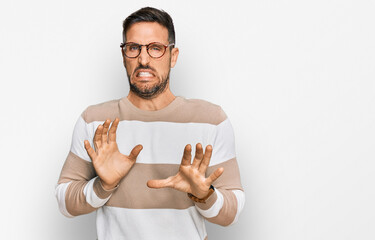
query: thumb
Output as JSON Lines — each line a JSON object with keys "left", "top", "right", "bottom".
{"left": 147, "top": 177, "right": 173, "bottom": 189}
{"left": 207, "top": 167, "right": 224, "bottom": 185}
{"left": 128, "top": 144, "right": 143, "bottom": 161}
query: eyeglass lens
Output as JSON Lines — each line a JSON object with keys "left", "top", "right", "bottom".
{"left": 124, "top": 43, "right": 166, "bottom": 58}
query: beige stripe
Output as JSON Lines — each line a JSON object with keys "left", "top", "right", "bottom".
{"left": 65, "top": 180, "right": 96, "bottom": 216}
{"left": 81, "top": 98, "right": 120, "bottom": 124}
{"left": 206, "top": 189, "right": 238, "bottom": 226}
{"left": 106, "top": 159, "right": 242, "bottom": 209}
{"left": 207, "top": 158, "right": 243, "bottom": 191}
{"left": 58, "top": 151, "right": 96, "bottom": 184}
{"left": 106, "top": 163, "right": 194, "bottom": 209}
{"left": 82, "top": 97, "right": 227, "bottom": 125}
{"left": 58, "top": 153, "right": 242, "bottom": 211}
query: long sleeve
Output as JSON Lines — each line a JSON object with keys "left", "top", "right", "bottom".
{"left": 55, "top": 114, "right": 116, "bottom": 217}
{"left": 194, "top": 116, "right": 245, "bottom": 226}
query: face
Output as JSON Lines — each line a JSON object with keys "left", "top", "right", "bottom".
{"left": 122, "top": 22, "right": 179, "bottom": 99}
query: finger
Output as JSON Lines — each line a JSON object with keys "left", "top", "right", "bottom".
{"left": 181, "top": 144, "right": 192, "bottom": 166}
{"left": 84, "top": 140, "right": 97, "bottom": 160}
{"left": 207, "top": 167, "right": 224, "bottom": 185}
{"left": 108, "top": 118, "right": 119, "bottom": 142}
{"left": 199, "top": 145, "right": 213, "bottom": 174}
{"left": 94, "top": 125, "right": 103, "bottom": 149}
{"left": 101, "top": 119, "right": 111, "bottom": 144}
{"left": 128, "top": 144, "right": 143, "bottom": 161}
{"left": 147, "top": 177, "right": 174, "bottom": 189}
{"left": 191, "top": 143, "right": 203, "bottom": 169}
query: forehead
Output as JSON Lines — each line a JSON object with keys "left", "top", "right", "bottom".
{"left": 126, "top": 22, "right": 169, "bottom": 44}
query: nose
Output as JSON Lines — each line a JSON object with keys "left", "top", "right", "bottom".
{"left": 138, "top": 45, "right": 151, "bottom": 66}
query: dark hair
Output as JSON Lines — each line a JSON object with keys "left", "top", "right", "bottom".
{"left": 122, "top": 7, "right": 175, "bottom": 45}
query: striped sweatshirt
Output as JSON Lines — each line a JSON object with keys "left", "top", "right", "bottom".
{"left": 56, "top": 96, "right": 245, "bottom": 240}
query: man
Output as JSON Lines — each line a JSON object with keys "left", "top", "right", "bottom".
{"left": 56, "top": 7, "right": 244, "bottom": 240}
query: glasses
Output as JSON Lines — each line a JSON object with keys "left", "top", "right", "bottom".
{"left": 120, "top": 42, "right": 175, "bottom": 58}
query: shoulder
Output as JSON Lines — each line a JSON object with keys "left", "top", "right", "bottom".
{"left": 81, "top": 98, "right": 122, "bottom": 124}
{"left": 179, "top": 97, "right": 227, "bottom": 125}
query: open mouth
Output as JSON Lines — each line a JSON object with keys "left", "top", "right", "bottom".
{"left": 136, "top": 71, "right": 154, "bottom": 77}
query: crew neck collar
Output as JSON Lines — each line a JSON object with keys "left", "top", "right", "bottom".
{"left": 122, "top": 96, "right": 184, "bottom": 117}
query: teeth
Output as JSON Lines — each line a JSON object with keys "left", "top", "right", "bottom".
{"left": 138, "top": 72, "right": 153, "bottom": 77}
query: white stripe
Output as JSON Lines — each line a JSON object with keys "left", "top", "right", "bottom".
{"left": 83, "top": 177, "right": 111, "bottom": 208}
{"left": 70, "top": 116, "right": 92, "bottom": 162}
{"left": 195, "top": 189, "right": 224, "bottom": 218}
{"left": 55, "top": 182, "right": 73, "bottom": 218}
{"left": 229, "top": 190, "right": 245, "bottom": 225}
{"left": 72, "top": 119, "right": 236, "bottom": 165}
{"left": 212, "top": 118, "right": 237, "bottom": 165}
{"left": 96, "top": 206, "right": 207, "bottom": 240}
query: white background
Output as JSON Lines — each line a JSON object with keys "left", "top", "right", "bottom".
{"left": 0, "top": 0, "right": 374, "bottom": 239}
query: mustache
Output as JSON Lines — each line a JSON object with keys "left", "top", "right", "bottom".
{"left": 133, "top": 64, "right": 156, "bottom": 74}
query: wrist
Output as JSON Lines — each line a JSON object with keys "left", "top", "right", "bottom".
{"left": 100, "top": 179, "right": 119, "bottom": 191}
{"left": 188, "top": 185, "right": 215, "bottom": 203}
{"left": 92, "top": 177, "right": 118, "bottom": 200}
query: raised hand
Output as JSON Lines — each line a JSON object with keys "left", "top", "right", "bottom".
{"left": 84, "top": 118, "right": 143, "bottom": 190}
{"left": 147, "top": 143, "right": 224, "bottom": 199}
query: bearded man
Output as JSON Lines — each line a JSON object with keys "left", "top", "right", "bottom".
{"left": 56, "top": 7, "right": 245, "bottom": 240}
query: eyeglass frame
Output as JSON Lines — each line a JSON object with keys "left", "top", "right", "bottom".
{"left": 120, "top": 42, "right": 175, "bottom": 59}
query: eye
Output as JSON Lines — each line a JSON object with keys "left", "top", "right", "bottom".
{"left": 127, "top": 44, "right": 139, "bottom": 51}
{"left": 149, "top": 44, "right": 163, "bottom": 52}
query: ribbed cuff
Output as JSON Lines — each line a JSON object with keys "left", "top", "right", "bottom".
{"left": 93, "top": 177, "right": 118, "bottom": 199}
{"left": 194, "top": 191, "right": 218, "bottom": 210}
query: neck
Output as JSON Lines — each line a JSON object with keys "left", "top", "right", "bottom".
{"left": 127, "top": 88, "right": 176, "bottom": 111}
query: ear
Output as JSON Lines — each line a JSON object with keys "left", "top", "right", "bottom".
{"left": 170, "top": 47, "right": 179, "bottom": 68}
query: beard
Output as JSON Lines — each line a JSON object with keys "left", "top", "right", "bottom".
{"left": 127, "top": 64, "right": 170, "bottom": 99}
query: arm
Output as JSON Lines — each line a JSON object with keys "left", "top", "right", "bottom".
{"left": 194, "top": 158, "right": 245, "bottom": 226}
{"left": 55, "top": 151, "right": 113, "bottom": 217}
{"left": 55, "top": 115, "right": 142, "bottom": 217}
{"left": 55, "top": 115, "right": 110, "bottom": 217}
{"left": 194, "top": 117, "right": 245, "bottom": 226}
{"left": 147, "top": 117, "right": 244, "bottom": 226}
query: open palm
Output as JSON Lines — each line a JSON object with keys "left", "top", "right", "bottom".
{"left": 84, "top": 118, "right": 143, "bottom": 190}
{"left": 147, "top": 143, "right": 224, "bottom": 199}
